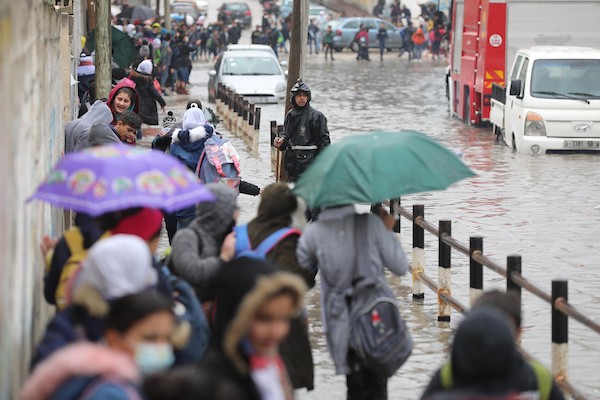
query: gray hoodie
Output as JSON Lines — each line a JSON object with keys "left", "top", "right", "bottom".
{"left": 171, "top": 183, "right": 238, "bottom": 301}
{"left": 87, "top": 123, "right": 120, "bottom": 148}
{"left": 64, "top": 100, "right": 113, "bottom": 153}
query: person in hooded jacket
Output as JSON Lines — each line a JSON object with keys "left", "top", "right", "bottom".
{"left": 273, "top": 79, "right": 330, "bottom": 182}
{"left": 107, "top": 80, "right": 140, "bottom": 126}
{"left": 200, "top": 257, "right": 307, "bottom": 400}
{"left": 128, "top": 59, "right": 166, "bottom": 125}
{"left": 22, "top": 291, "right": 176, "bottom": 400}
{"left": 421, "top": 307, "right": 564, "bottom": 400}
{"left": 240, "top": 183, "right": 316, "bottom": 390}
{"left": 64, "top": 100, "right": 114, "bottom": 153}
{"left": 170, "top": 184, "right": 238, "bottom": 312}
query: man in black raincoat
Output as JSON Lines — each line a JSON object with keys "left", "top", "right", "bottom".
{"left": 274, "top": 79, "right": 330, "bottom": 182}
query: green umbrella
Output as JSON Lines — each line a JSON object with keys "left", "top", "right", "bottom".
{"left": 86, "top": 26, "right": 137, "bottom": 69}
{"left": 293, "top": 131, "right": 475, "bottom": 208}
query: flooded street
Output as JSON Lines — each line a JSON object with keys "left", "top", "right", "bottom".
{"left": 166, "top": 46, "right": 600, "bottom": 398}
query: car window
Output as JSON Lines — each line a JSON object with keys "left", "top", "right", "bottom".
{"left": 226, "top": 3, "right": 249, "bottom": 11}
{"left": 343, "top": 20, "right": 359, "bottom": 30}
{"left": 383, "top": 21, "right": 396, "bottom": 31}
{"left": 364, "top": 20, "right": 378, "bottom": 29}
{"left": 511, "top": 55, "right": 523, "bottom": 80}
{"left": 518, "top": 57, "right": 529, "bottom": 82}
{"left": 222, "top": 56, "right": 282, "bottom": 75}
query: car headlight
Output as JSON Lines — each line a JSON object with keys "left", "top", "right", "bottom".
{"left": 524, "top": 112, "right": 546, "bottom": 136}
{"left": 275, "top": 82, "right": 286, "bottom": 93}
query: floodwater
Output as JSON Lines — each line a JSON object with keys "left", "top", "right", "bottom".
{"left": 164, "top": 48, "right": 600, "bottom": 398}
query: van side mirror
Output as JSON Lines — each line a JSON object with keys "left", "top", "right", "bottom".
{"left": 509, "top": 79, "right": 523, "bottom": 97}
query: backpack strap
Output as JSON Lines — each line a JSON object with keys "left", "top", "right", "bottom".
{"left": 529, "top": 359, "right": 553, "bottom": 400}
{"left": 233, "top": 224, "right": 252, "bottom": 255}
{"left": 252, "top": 228, "right": 301, "bottom": 258}
{"left": 440, "top": 361, "right": 453, "bottom": 389}
{"left": 195, "top": 150, "right": 206, "bottom": 179}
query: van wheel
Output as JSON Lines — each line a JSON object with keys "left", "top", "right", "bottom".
{"left": 512, "top": 133, "right": 517, "bottom": 151}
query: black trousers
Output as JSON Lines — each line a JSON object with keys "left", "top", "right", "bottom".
{"left": 346, "top": 367, "right": 388, "bottom": 400}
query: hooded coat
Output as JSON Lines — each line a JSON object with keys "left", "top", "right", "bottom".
{"left": 22, "top": 343, "right": 141, "bottom": 400}
{"left": 421, "top": 308, "right": 564, "bottom": 400}
{"left": 170, "top": 184, "right": 238, "bottom": 302}
{"left": 201, "top": 258, "right": 306, "bottom": 400}
{"left": 107, "top": 80, "right": 140, "bottom": 126}
{"left": 280, "top": 81, "right": 330, "bottom": 181}
{"left": 246, "top": 183, "right": 315, "bottom": 390}
{"left": 128, "top": 69, "right": 166, "bottom": 125}
{"left": 64, "top": 100, "right": 114, "bottom": 153}
{"left": 297, "top": 206, "right": 409, "bottom": 375}
{"left": 87, "top": 122, "right": 121, "bottom": 148}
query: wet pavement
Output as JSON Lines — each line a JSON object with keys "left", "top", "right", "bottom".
{"left": 154, "top": 9, "right": 600, "bottom": 399}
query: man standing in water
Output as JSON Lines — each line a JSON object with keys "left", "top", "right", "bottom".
{"left": 273, "top": 79, "right": 330, "bottom": 182}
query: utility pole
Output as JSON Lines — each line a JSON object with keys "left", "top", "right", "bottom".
{"left": 278, "top": 0, "right": 308, "bottom": 181}
{"left": 164, "top": 0, "right": 172, "bottom": 32}
{"left": 95, "top": 0, "right": 112, "bottom": 99}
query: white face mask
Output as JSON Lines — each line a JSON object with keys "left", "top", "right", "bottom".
{"left": 134, "top": 342, "right": 175, "bottom": 375}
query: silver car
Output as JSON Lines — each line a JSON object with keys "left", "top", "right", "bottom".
{"left": 208, "top": 49, "right": 287, "bottom": 103}
{"left": 330, "top": 17, "right": 402, "bottom": 52}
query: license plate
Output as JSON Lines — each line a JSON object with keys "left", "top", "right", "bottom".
{"left": 563, "top": 140, "right": 600, "bottom": 150}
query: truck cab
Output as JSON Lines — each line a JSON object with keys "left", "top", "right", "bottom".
{"left": 490, "top": 47, "right": 600, "bottom": 154}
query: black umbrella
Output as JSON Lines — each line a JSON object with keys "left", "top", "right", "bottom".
{"left": 130, "top": 4, "right": 156, "bottom": 21}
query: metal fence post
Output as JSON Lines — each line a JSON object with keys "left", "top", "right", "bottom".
{"left": 412, "top": 205, "right": 425, "bottom": 300}
{"left": 469, "top": 236, "right": 483, "bottom": 306}
{"left": 507, "top": 255, "right": 522, "bottom": 302}
{"left": 438, "top": 220, "right": 451, "bottom": 321}
{"left": 552, "top": 280, "right": 568, "bottom": 381}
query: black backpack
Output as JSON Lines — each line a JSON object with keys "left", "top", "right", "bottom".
{"left": 348, "top": 215, "right": 412, "bottom": 378}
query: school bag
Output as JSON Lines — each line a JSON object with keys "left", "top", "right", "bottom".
{"left": 233, "top": 224, "right": 301, "bottom": 260}
{"left": 53, "top": 228, "right": 90, "bottom": 310}
{"left": 347, "top": 215, "right": 412, "bottom": 378}
{"left": 196, "top": 135, "right": 242, "bottom": 192}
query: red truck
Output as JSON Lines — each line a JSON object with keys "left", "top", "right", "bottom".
{"left": 448, "top": 0, "right": 600, "bottom": 126}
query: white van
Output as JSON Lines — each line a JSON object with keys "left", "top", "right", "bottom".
{"left": 490, "top": 47, "right": 600, "bottom": 154}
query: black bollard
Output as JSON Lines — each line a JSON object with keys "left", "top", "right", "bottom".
{"left": 469, "top": 236, "right": 483, "bottom": 306}
{"left": 552, "top": 280, "right": 568, "bottom": 379}
{"left": 412, "top": 205, "right": 425, "bottom": 300}
{"left": 507, "top": 254, "right": 522, "bottom": 302}
{"left": 438, "top": 220, "right": 451, "bottom": 321}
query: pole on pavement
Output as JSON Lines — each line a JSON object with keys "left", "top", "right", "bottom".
{"left": 95, "top": 0, "right": 112, "bottom": 100}
{"left": 279, "top": 0, "right": 308, "bottom": 181}
{"left": 164, "top": 0, "right": 172, "bottom": 33}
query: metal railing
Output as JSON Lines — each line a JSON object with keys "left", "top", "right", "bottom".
{"left": 386, "top": 199, "right": 598, "bottom": 400}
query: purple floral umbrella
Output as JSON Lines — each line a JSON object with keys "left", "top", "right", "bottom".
{"left": 28, "top": 144, "right": 214, "bottom": 216}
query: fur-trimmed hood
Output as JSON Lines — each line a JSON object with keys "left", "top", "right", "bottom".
{"left": 212, "top": 258, "right": 307, "bottom": 374}
{"left": 171, "top": 124, "right": 213, "bottom": 145}
{"left": 169, "top": 124, "right": 214, "bottom": 171}
{"left": 21, "top": 342, "right": 139, "bottom": 400}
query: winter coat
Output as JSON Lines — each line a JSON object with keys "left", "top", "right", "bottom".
{"left": 64, "top": 100, "right": 113, "bottom": 153}
{"left": 297, "top": 206, "right": 409, "bottom": 375}
{"left": 107, "top": 80, "right": 140, "bottom": 126}
{"left": 160, "top": 40, "right": 173, "bottom": 69}
{"left": 201, "top": 258, "right": 306, "bottom": 400}
{"left": 170, "top": 184, "right": 238, "bottom": 302}
{"left": 22, "top": 343, "right": 141, "bottom": 400}
{"left": 421, "top": 308, "right": 565, "bottom": 400}
{"left": 412, "top": 28, "right": 426, "bottom": 46}
{"left": 246, "top": 184, "right": 315, "bottom": 390}
{"left": 281, "top": 103, "right": 330, "bottom": 181}
{"left": 128, "top": 69, "right": 166, "bottom": 125}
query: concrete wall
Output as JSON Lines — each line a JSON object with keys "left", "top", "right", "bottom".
{"left": 0, "top": 0, "right": 78, "bottom": 397}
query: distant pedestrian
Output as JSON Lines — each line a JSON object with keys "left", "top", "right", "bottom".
{"left": 251, "top": 25, "right": 262, "bottom": 44}
{"left": 398, "top": 22, "right": 415, "bottom": 60}
{"left": 129, "top": 59, "right": 166, "bottom": 126}
{"left": 412, "top": 27, "right": 426, "bottom": 60}
{"left": 308, "top": 19, "right": 320, "bottom": 54}
{"left": 228, "top": 20, "right": 241, "bottom": 44}
{"left": 390, "top": 0, "right": 401, "bottom": 25}
{"left": 323, "top": 25, "right": 335, "bottom": 61}
{"left": 297, "top": 205, "right": 409, "bottom": 399}
{"left": 377, "top": 22, "right": 388, "bottom": 61}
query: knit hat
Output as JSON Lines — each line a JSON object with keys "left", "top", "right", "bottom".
{"left": 137, "top": 59, "right": 153, "bottom": 74}
{"left": 139, "top": 44, "right": 151, "bottom": 58}
{"left": 152, "top": 22, "right": 161, "bottom": 29}
{"left": 111, "top": 208, "right": 163, "bottom": 241}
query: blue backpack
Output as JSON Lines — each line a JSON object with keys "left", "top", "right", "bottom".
{"left": 234, "top": 224, "right": 301, "bottom": 259}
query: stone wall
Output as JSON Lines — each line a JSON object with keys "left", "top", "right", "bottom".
{"left": 0, "top": 0, "right": 79, "bottom": 397}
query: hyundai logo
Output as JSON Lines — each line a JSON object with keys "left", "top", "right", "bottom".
{"left": 574, "top": 123, "right": 591, "bottom": 132}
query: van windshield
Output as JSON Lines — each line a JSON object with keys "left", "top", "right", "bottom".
{"left": 531, "top": 59, "right": 600, "bottom": 99}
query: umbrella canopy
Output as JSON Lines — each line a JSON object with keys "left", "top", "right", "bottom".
{"left": 293, "top": 131, "right": 475, "bottom": 208}
{"left": 28, "top": 144, "right": 214, "bottom": 216}
{"left": 85, "top": 26, "right": 137, "bottom": 69}
{"left": 130, "top": 4, "right": 156, "bottom": 21}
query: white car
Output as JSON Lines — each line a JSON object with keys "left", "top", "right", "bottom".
{"left": 208, "top": 49, "right": 287, "bottom": 103}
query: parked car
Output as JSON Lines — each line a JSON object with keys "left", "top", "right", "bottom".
{"left": 224, "top": 44, "right": 276, "bottom": 55}
{"left": 208, "top": 49, "right": 287, "bottom": 103}
{"left": 172, "top": 0, "right": 208, "bottom": 16}
{"left": 330, "top": 17, "right": 402, "bottom": 52}
{"left": 170, "top": 2, "right": 199, "bottom": 26}
{"left": 280, "top": 1, "right": 330, "bottom": 21}
{"left": 218, "top": 2, "right": 252, "bottom": 28}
